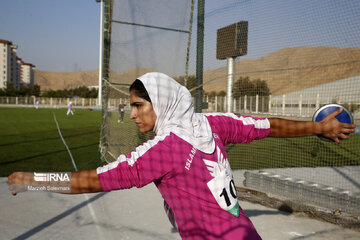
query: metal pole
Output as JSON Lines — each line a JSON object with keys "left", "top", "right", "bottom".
{"left": 226, "top": 57, "right": 235, "bottom": 112}
{"left": 195, "top": 0, "right": 204, "bottom": 113}
{"left": 100, "top": 0, "right": 112, "bottom": 162}
{"left": 97, "top": 0, "right": 104, "bottom": 106}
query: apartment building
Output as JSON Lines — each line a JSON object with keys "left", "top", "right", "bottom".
{"left": 21, "top": 62, "right": 35, "bottom": 86}
{"left": 0, "top": 39, "right": 35, "bottom": 89}
{"left": 10, "top": 45, "right": 19, "bottom": 89}
{"left": 0, "top": 39, "right": 12, "bottom": 89}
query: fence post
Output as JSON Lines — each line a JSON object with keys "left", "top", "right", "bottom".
{"left": 215, "top": 96, "right": 218, "bottom": 112}
{"left": 299, "top": 94, "right": 302, "bottom": 116}
{"left": 255, "top": 95, "right": 259, "bottom": 113}
{"left": 268, "top": 95, "right": 272, "bottom": 114}
{"left": 223, "top": 96, "right": 226, "bottom": 112}
{"left": 316, "top": 93, "right": 320, "bottom": 110}
{"left": 282, "top": 94, "right": 286, "bottom": 115}
{"left": 238, "top": 97, "right": 241, "bottom": 113}
{"left": 244, "top": 95, "right": 247, "bottom": 113}
{"left": 250, "top": 96, "right": 253, "bottom": 113}
{"left": 233, "top": 98, "right": 236, "bottom": 113}
{"left": 16, "top": 97, "right": 18, "bottom": 105}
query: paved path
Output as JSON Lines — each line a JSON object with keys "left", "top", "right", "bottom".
{"left": 0, "top": 178, "right": 359, "bottom": 240}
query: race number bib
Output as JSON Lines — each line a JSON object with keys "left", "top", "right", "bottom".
{"left": 203, "top": 146, "right": 239, "bottom": 217}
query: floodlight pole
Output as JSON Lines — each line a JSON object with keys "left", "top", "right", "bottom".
{"left": 96, "top": 0, "right": 104, "bottom": 106}
{"left": 226, "top": 57, "right": 235, "bottom": 112}
{"left": 216, "top": 21, "right": 248, "bottom": 113}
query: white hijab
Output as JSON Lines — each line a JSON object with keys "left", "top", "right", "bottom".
{"left": 137, "top": 72, "right": 215, "bottom": 154}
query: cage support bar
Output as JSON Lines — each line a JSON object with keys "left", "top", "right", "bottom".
{"left": 112, "top": 20, "right": 189, "bottom": 33}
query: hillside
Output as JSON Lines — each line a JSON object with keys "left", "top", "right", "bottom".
{"left": 203, "top": 46, "right": 360, "bottom": 95}
{"left": 34, "top": 68, "right": 156, "bottom": 91}
{"left": 35, "top": 46, "right": 360, "bottom": 95}
{"left": 35, "top": 70, "right": 99, "bottom": 90}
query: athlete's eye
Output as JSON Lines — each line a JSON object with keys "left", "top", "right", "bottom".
{"left": 131, "top": 103, "right": 142, "bottom": 108}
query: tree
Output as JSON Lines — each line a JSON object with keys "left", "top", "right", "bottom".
{"left": 253, "top": 79, "right": 270, "bottom": 96}
{"left": 233, "top": 77, "right": 253, "bottom": 98}
{"left": 208, "top": 91, "right": 217, "bottom": 101}
{"left": 42, "top": 86, "right": 98, "bottom": 98}
{"left": 233, "top": 77, "right": 270, "bottom": 98}
{"left": 218, "top": 90, "right": 226, "bottom": 97}
{"left": 3, "top": 82, "right": 17, "bottom": 96}
{"left": 0, "top": 82, "right": 41, "bottom": 97}
{"left": 174, "top": 75, "right": 197, "bottom": 96}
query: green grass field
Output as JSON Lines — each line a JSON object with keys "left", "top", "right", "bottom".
{"left": 1, "top": 107, "right": 359, "bottom": 177}
{"left": 0, "top": 108, "right": 102, "bottom": 177}
{"left": 227, "top": 134, "right": 360, "bottom": 170}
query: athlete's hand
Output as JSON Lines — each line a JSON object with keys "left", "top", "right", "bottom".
{"left": 319, "top": 108, "right": 356, "bottom": 143}
{"left": 7, "top": 172, "right": 34, "bottom": 196}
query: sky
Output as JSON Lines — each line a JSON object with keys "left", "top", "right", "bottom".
{"left": 1, "top": 0, "right": 359, "bottom": 73}
{"left": 0, "top": 0, "right": 100, "bottom": 72}
{"left": 201, "top": 0, "right": 360, "bottom": 72}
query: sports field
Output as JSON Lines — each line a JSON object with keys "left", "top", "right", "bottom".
{"left": 226, "top": 133, "right": 360, "bottom": 170}
{"left": 1, "top": 107, "right": 359, "bottom": 177}
{"left": 0, "top": 108, "right": 102, "bottom": 177}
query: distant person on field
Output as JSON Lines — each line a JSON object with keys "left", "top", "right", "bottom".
{"left": 67, "top": 101, "right": 74, "bottom": 115}
{"left": 118, "top": 103, "right": 125, "bottom": 123}
{"left": 35, "top": 100, "right": 39, "bottom": 109}
{"left": 7, "top": 72, "right": 355, "bottom": 240}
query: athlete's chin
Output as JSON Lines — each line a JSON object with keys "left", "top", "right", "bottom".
{"left": 134, "top": 122, "right": 154, "bottom": 133}
{"left": 139, "top": 128, "right": 151, "bottom": 133}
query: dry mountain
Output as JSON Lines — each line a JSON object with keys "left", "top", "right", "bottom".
{"left": 35, "top": 46, "right": 360, "bottom": 96}
{"left": 203, "top": 46, "right": 360, "bottom": 95}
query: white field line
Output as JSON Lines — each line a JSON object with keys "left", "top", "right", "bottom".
{"left": 53, "top": 112, "right": 105, "bottom": 240}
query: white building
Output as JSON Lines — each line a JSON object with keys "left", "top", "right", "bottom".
{"left": 0, "top": 39, "right": 12, "bottom": 89}
{"left": 10, "top": 45, "right": 19, "bottom": 89}
{"left": 269, "top": 76, "right": 360, "bottom": 117}
{"left": 21, "top": 62, "right": 35, "bottom": 86}
{"left": 0, "top": 39, "right": 35, "bottom": 90}
{"left": 16, "top": 57, "right": 22, "bottom": 88}
{"left": 271, "top": 76, "right": 360, "bottom": 105}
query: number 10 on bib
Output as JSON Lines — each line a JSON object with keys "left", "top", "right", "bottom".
{"left": 203, "top": 147, "right": 240, "bottom": 217}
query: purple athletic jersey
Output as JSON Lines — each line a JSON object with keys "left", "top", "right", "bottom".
{"left": 97, "top": 113, "right": 270, "bottom": 239}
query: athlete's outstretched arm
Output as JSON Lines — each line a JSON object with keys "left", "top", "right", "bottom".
{"left": 7, "top": 170, "right": 103, "bottom": 195}
{"left": 268, "top": 108, "right": 355, "bottom": 143}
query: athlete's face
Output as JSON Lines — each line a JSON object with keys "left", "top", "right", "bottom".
{"left": 130, "top": 90, "right": 157, "bottom": 133}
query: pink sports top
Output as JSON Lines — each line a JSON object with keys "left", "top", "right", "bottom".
{"left": 97, "top": 113, "right": 270, "bottom": 239}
